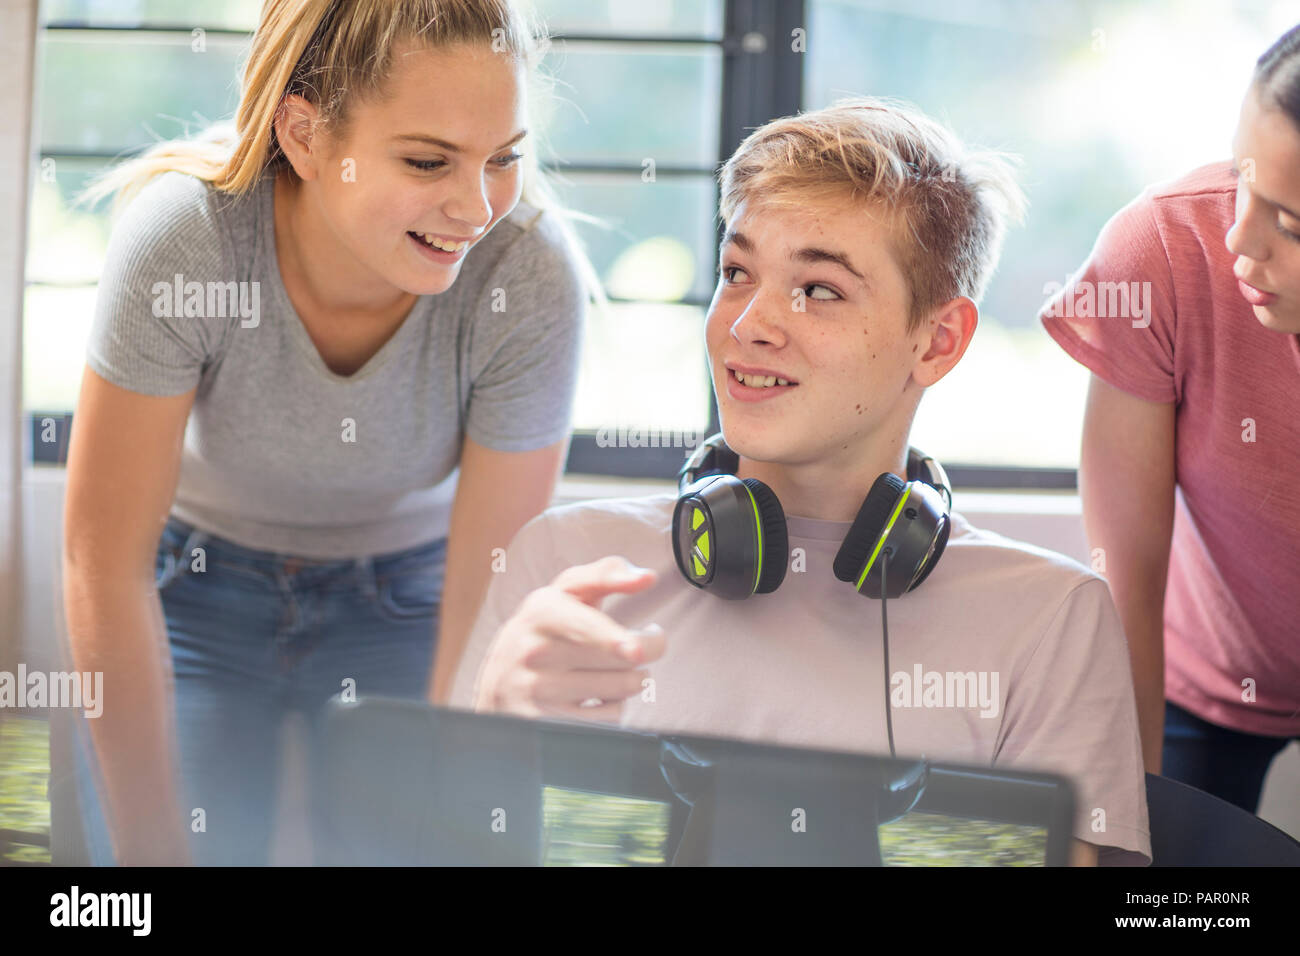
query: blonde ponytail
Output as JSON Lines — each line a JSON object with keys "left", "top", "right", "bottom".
{"left": 74, "top": 0, "right": 605, "bottom": 307}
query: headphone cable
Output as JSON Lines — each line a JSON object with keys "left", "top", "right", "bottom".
{"left": 881, "top": 550, "right": 896, "bottom": 759}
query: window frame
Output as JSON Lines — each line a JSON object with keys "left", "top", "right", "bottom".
{"left": 27, "top": 0, "right": 1077, "bottom": 490}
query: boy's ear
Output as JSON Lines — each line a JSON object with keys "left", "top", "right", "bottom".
{"left": 912, "top": 296, "right": 977, "bottom": 388}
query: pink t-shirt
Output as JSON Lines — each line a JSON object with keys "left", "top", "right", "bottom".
{"left": 1041, "top": 162, "right": 1300, "bottom": 738}
{"left": 451, "top": 494, "right": 1151, "bottom": 865}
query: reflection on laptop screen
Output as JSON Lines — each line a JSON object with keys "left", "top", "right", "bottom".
{"left": 541, "top": 787, "right": 672, "bottom": 867}
{"left": 538, "top": 789, "right": 1050, "bottom": 866}
{"left": 321, "top": 701, "right": 1075, "bottom": 866}
{"left": 879, "top": 810, "right": 1048, "bottom": 866}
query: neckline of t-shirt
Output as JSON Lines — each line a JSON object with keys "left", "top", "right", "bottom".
{"left": 781, "top": 507, "right": 969, "bottom": 542}
{"left": 259, "top": 169, "right": 429, "bottom": 384}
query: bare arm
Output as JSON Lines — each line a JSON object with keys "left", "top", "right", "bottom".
{"left": 1070, "top": 839, "right": 1099, "bottom": 867}
{"left": 427, "top": 435, "right": 570, "bottom": 706}
{"left": 1078, "top": 374, "right": 1176, "bottom": 774}
{"left": 62, "top": 367, "right": 195, "bottom": 865}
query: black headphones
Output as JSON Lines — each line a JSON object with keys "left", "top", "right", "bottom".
{"left": 672, "top": 433, "right": 953, "bottom": 600}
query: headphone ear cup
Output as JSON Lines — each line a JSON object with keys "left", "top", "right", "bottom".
{"left": 905, "top": 513, "right": 950, "bottom": 591}
{"left": 742, "top": 478, "right": 788, "bottom": 594}
{"left": 833, "top": 472, "right": 906, "bottom": 587}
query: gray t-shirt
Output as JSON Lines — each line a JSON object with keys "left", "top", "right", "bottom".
{"left": 87, "top": 168, "right": 585, "bottom": 558}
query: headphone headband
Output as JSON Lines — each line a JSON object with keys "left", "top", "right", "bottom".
{"left": 908, "top": 450, "right": 953, "bottom": 512}
{"left": 677, "top": 433, "right": 736, "bottom": 490}
{"left": 679, "top": 433, "right": 953, "bottom": 509}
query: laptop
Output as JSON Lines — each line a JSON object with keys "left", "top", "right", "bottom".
{"left": 313, "top": 696, "right": 1075, "bottom": 866}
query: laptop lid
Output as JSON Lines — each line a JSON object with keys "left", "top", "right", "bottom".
{"left": 316, "top": 697, "right": 1075, "bottom": 866}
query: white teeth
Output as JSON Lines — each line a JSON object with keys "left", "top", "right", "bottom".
{"left": 416, "top": 233, "right": 466, "bottom": 252}
{"left": 734, "top": 370, "right": 791, "bottom": 388}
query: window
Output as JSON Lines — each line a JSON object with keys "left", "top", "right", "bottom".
{"left": 28, "top": 2, "right": 261, "bottom": 454}
{"left": 27, "top": 1, "right": 1295, "bottom": 485}
{"left": 803, "top": 0, "right": 1298, "bottom": 473}
{"left": 27, "top": 0, "right": 758, "bottom": 480}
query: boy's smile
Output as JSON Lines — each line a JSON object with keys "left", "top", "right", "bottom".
{"left": 724, "top": 360, "right": 800, "bottom": 401}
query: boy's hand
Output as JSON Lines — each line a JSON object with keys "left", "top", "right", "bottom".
{"left": 474, "top": 556, "right": 665, "bottom": 721}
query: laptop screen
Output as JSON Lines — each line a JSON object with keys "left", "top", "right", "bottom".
{"left": 537, "top": 789, "right": 1051, "bottom": 866}
{"left": 319, "top": 699, "right": 1074, "bottom": 866}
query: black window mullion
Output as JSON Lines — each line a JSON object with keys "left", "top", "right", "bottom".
{"left": 562, "top": 1, "right": 808, "bottom": 478}
{"left": 30, "top": 8, "right": 1077, "bottom": 489}
{"left": 700, "top": 0, "right": 807, "bottom": 442}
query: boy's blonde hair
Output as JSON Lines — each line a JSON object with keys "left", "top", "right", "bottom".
{"left": 718, "top": 96, "right": 1025, "bottom": 330}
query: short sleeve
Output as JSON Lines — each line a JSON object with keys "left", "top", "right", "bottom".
{"left": 1039, "top": 191, "right": 1179, "bottom": 404}
{"left": 464, "top": 209, "right": 587, "bottom": 452}
{"left": 995, "top": 578, "right": 1152, "bottom": 866}
{"left": 86, "top": 171, "right": 234, "bottom": 397}
{"left": 447, "top": 510, "right": 561, "bottom": 710}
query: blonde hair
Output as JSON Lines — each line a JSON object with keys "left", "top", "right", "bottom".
{"left": 77, "top": 0, "right": 603, "bottom": 304}
{"left": 718, "top": 96, "right": 1025, "bottom": 329}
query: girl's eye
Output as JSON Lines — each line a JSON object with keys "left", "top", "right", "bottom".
{"left": 406, "top": 152, "right": 523, "bottom": 173}
{"left": 805, "top": 283, "right": 840, "bottom": 301}
{"left": 1276, "top": 220, "right": 1300, "bottom": 243}
{"left": 720, "top": 265, "right": 749, "bottom": 283}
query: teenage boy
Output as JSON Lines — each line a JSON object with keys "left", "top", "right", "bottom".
{"left": 447, "top": 98, "right": 1151, "bottom": 866}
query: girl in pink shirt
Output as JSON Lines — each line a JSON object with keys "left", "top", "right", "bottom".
{"left": 1041, "top": 23, "right": 1300, "bottom": 813}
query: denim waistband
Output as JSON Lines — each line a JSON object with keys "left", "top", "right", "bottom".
{"left": 158, "top": 515, "right": 447, "bottom": 584}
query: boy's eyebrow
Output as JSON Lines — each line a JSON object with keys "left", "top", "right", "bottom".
{"left": 722, "top": 228, "right": 868, "bottom": 283}
{"left": 721, "top": 227, "right": 753, "bottom": 254}
{"left": 392, "top": 129, "right": 528, "bottom": 152}
{"left": 793, "top": 245, "right": 866, "bottom": 280}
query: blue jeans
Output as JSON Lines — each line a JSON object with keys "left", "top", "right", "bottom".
{"left": 1161, "top": 700, "right": 1299, "bottom": 814}
{"left": 71, "top": 516, "right": 446, "bottom": 865}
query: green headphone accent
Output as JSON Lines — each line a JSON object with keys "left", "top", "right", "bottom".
{"left": 672, "top": 433, "right": 952, "bottom": 600}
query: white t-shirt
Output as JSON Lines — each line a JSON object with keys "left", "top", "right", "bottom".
{"left": 450, "top": 492, "right": 1152, "bottom": 865}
